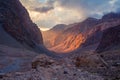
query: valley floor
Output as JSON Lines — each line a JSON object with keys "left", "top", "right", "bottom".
{"left": 0, "top": 45, "right": 120, "bottom": 80}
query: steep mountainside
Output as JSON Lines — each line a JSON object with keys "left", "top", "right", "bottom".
{"left": 96, "top": 25, "right": 120, "bottom": 53}
{"left": 47, "top": 18, "right": 99, "bottom": 53}
{"left": 0, "top": 0, "right": 43, "bottom": 50}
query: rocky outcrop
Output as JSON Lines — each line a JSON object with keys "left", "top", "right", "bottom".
{"left": 96, "top": 25, "right": 120, "bottom": 53}
{"left": 0, "top": 0, "right": 43, "bottom": 49}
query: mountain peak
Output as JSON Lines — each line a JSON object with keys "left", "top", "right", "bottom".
{"left": 85, "top": 17, "right": 98, "bottom": 21}
{"left": 50, "top": 24, "right": 67, "bottom": 31}
{"left": 102, "top": 12, "right": 120, "bottom": 20}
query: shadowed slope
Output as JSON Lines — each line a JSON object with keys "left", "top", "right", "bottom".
{"left": 0, "top": 0, "right": 43, "bottom": 50}
{"left": 96, "top": 25, "right": 120, "bottom": 53}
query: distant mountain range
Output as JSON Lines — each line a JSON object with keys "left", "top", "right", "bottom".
{"left": 43, "top": 12, "right": 120, "bottom": 53}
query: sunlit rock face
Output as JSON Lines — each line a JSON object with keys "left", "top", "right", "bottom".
{"left": 43, "top": 18, "right": 99, "bottom": 53}
{"left": 96, "top": 25, "right": 120, "bottom": 53}
{"left": 49, "top": 31, "right": 85, "bottom": 53}
{"left": 0, "top": 0, "right": 43, "bottom": 48}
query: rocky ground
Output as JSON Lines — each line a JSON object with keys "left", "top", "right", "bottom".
{"left": 1, "top": 54, "right": 104, "bottom": 80}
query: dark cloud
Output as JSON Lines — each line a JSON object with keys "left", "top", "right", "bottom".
{"left": 55, "top": 0, "right": 120, "bottom": 18}
{"left": 33, "top": 6, "right": 54, "bottom": 13}
{"left": 20, "top": 0, "right": 120, "bottom": 29}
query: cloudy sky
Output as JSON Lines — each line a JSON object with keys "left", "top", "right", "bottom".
{"left": 20, "top": 0, "right": 120, "bottom": 31}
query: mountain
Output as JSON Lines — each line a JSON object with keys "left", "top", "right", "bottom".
{"left": 96, "top": 25, "right": 120, "bottom": 53}
{"left": 43, "top": 17, "right": 99, "bottom": 53}
{"left": 0, "top": 0, "right": 43, "bottom": 51}
{"left": 42, "top": 12, "right": 120, "bottom": 53}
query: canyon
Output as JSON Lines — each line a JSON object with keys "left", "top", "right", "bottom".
{"left": 0, "top": 0, "right": 120, "bottom": 80}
